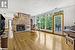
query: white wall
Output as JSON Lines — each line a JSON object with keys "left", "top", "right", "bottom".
{"left": 33, "top": 5, "right": 75, "bottom": 27}
{"left": 63, "top": 5, "right": 75, "bottom": 26}
{"left": 9, "top": 19, "right": 13, "bottom": 38}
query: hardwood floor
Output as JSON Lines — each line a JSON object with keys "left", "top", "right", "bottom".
{"left": 8, "top": 31, "right": 72, "bottom": 50}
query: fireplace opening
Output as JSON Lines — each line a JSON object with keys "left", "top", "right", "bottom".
{"left": 16, "top": 24, "right": 25, "bottom": 31}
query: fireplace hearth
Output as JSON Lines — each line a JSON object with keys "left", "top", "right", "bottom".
{"left": 16, "top": 24, "right": 25, "bottom": 31}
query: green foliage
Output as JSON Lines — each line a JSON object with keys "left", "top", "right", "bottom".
{"left": 37, "top": 15, "right": 52, "bottom": 30}
{"left": 46, "top": 16, "right": 52, "bottom": 30}
{"left": 55, "top": 16, "right": 61, "bottom": 26}
{"left": 36, "top": 12, "right": 62, "bottom": 31}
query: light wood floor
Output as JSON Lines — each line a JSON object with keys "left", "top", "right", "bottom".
{"left": 8, "top": 31, "right": 72, "bottom": 50}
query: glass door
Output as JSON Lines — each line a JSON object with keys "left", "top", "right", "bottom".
{"left": 54, "top": 15, "right": 62, "bottom": 35}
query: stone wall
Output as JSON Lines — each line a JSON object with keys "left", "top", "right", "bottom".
{"left": 13, "top": 13, "right": 31, "bottom": 32}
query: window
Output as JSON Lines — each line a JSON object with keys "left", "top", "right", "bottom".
{"left": 46, "top": 16, "right": 52, "bottom": 31}
{"left": 37, "top": 16, "right": 45, "bottom": 29}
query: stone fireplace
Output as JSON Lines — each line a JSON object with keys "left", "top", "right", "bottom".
{"left": 13, "top": 13, "right": 31, "bottom": 32}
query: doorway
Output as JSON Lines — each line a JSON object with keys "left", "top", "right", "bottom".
{"left": 54, "top": 15, "right": 62, "bottom": 34}
{"left": 53, "top": 11, "right": 64, "bottom": 35}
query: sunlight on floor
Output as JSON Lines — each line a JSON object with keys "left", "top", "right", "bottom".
{"left": 8, "top": 31, "right": 72, "bottom": 50}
